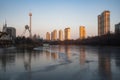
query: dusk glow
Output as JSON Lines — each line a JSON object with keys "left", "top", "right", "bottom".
{"left": 0, "top": 0, "right": 120, "bottom": 39}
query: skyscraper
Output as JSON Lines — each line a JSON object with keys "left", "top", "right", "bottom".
{"left": 80, "top": 26, "right": 86, "bottom": 39}
{"left": 59, "top": 30, "right": 63, "bottom": 41}
{"left": 46, "top": 32, "right": 50, "bottom": 40}
{"left": 53, "top": 30, "right": 57, "bottom": 40}
{"left": 98, "top": 10, "right": 110, "bottom": 36}
{"left": 51, "top": 32, "right": 53, "bottom": 41}
{"left": 64, "top": 27, "right": 70, "bottom": 40}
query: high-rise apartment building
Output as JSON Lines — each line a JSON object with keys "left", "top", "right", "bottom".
{"left": 98, "top": 10, "right": 110, "bottom": 36}
{"left": 53, "top": 30, "right": 57, "bottom": 40}
{"left": 80, "top": 26, "right": 86, "bottom": 39}
{"left": 46, "top": 32, "right": 50, "bottom": 40}
{"left": 115, "top": 22, "right": 120, "bottom": 34}
{"left": 51, "top": 32, "right": 53, "bottom": 41}
{"left": 64, "top": 27, "right": 70, "bottom": 40}
{"left": 59, "top": 30, "right": 63, "bottom": 41}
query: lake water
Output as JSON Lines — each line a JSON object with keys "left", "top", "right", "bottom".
{"left": 0, "top": 45, "right": 120, "bottom": 80}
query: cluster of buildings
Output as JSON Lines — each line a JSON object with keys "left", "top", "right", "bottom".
{"left": 46, "top": 10, "right": 120, "bottom": 41}
{"left": 0, "top": 21, "right": 16, "bottom": 40}
{"left": 98, "top": 10, "right": 120, "bottom": 35}
{"left": 46, "top": 27, "right": 71, "bottom": 41}
{"left": 46, "top": 26, "right": 86, "bottom": 41}
{"left": 1, "top": 10, "right": 120, "bottom": 41}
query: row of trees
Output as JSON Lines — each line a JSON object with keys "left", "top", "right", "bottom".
{"left": 9, "top": 33, "right": 120, "bottom": 48}
{"left": 15, "top": 36, "right": 43, "bottom": 49}
{"left": 43, "top": 33, "right": 120, "bottom": 46}
{"left": 76, "top": 33, "right": 120, "bottom": 46}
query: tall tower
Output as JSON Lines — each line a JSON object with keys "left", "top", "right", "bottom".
{"left": 46, "top": 32, "right": 50, "bottom": 40}
{"left": 98, "top": 15, "right": 101, "bottom": 36}
{"left": 64, "top": 27, "right": 70, "bottom": 40}
{"left": 51, "top": 32, "right": 53, "bottom": 41}
{"left": 53, "top": 30, "right": 57, "bottom": 40}
{"left": 59, "top": 29, "right": 63, "bottom": 41}
{"left": 29, "top": 12, "right": 32, "bottom": 38}
{"left": 98, "top": 10, "right": 110, "bottom": 36}
{"left": 80, "top": 26, "right": 86, "bottom": 40}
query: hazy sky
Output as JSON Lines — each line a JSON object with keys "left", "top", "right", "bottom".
{"left": 0, "top": 0, "right": 120, "bottom": 39}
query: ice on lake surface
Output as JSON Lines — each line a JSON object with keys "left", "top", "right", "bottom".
{"left": 0, "top": 45, "right": 120, "bottom": 80}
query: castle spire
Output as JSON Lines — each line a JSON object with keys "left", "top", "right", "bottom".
{"left": 5, "top": 19, "right": 7, "bottom": 27}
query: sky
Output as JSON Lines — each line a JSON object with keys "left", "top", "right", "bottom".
{"left": 0, "top": 0, "right": 120, "bottom": 39}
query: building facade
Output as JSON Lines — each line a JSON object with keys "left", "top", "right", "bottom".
{"left": 80, "top": 26, "right": 86, "bottom": 39}
{"left": 64, "top": 27, "right": 70, "bottom": 40}
{"left": 115, "top": 23, "right": 120, "bottom": 34}
{"left": 98, "top": 10, "right": 110, "bottom": 36}
{"left": 59, "top": 30, "right": 63, "bottom": 41}
{"left": 46, "top": 32, "right": 50, "bottom": 40}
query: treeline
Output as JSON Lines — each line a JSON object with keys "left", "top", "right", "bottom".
{"left": 15, "top": 36, "right": 43, "bottom": 49}
{"left": 13, "top": 33, "right": 120, "bottom": 48}
{"left": 76, "top": 33, "right": 120, "bottom": 46}
{"left": 45, "top": 33, "right": 120, "bottom": 46}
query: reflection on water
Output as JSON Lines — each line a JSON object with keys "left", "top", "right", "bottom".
{"left": 0, "top": 45, "right": 120, "bottom": 80}
{"left": 98, "top": 48, "right": 112, "bottom": 80}
{"left": 79, "top": 46, "right": 86, "bottom": 65}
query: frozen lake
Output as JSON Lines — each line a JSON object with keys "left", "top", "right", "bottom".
{"left": 0, "top": 45, "right": 120, "bottom": 80}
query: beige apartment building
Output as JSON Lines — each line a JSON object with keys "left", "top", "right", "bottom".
{"left": 80, "top": 26, "right": 86, "bottom": 39}
{"left": 98, "top": 10, "right": 110, "bottom": 36}
{"left": 64, "top": 27, "right": 70, "bottom": 40}
{"left": 59, "top": 29, "right": 63, "bottom": 41}
{"left": 52, "top": 29, "right": 57, "bottom": 40}
{"left": 46, "top": 32, "right": 50, "bottom": 40}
